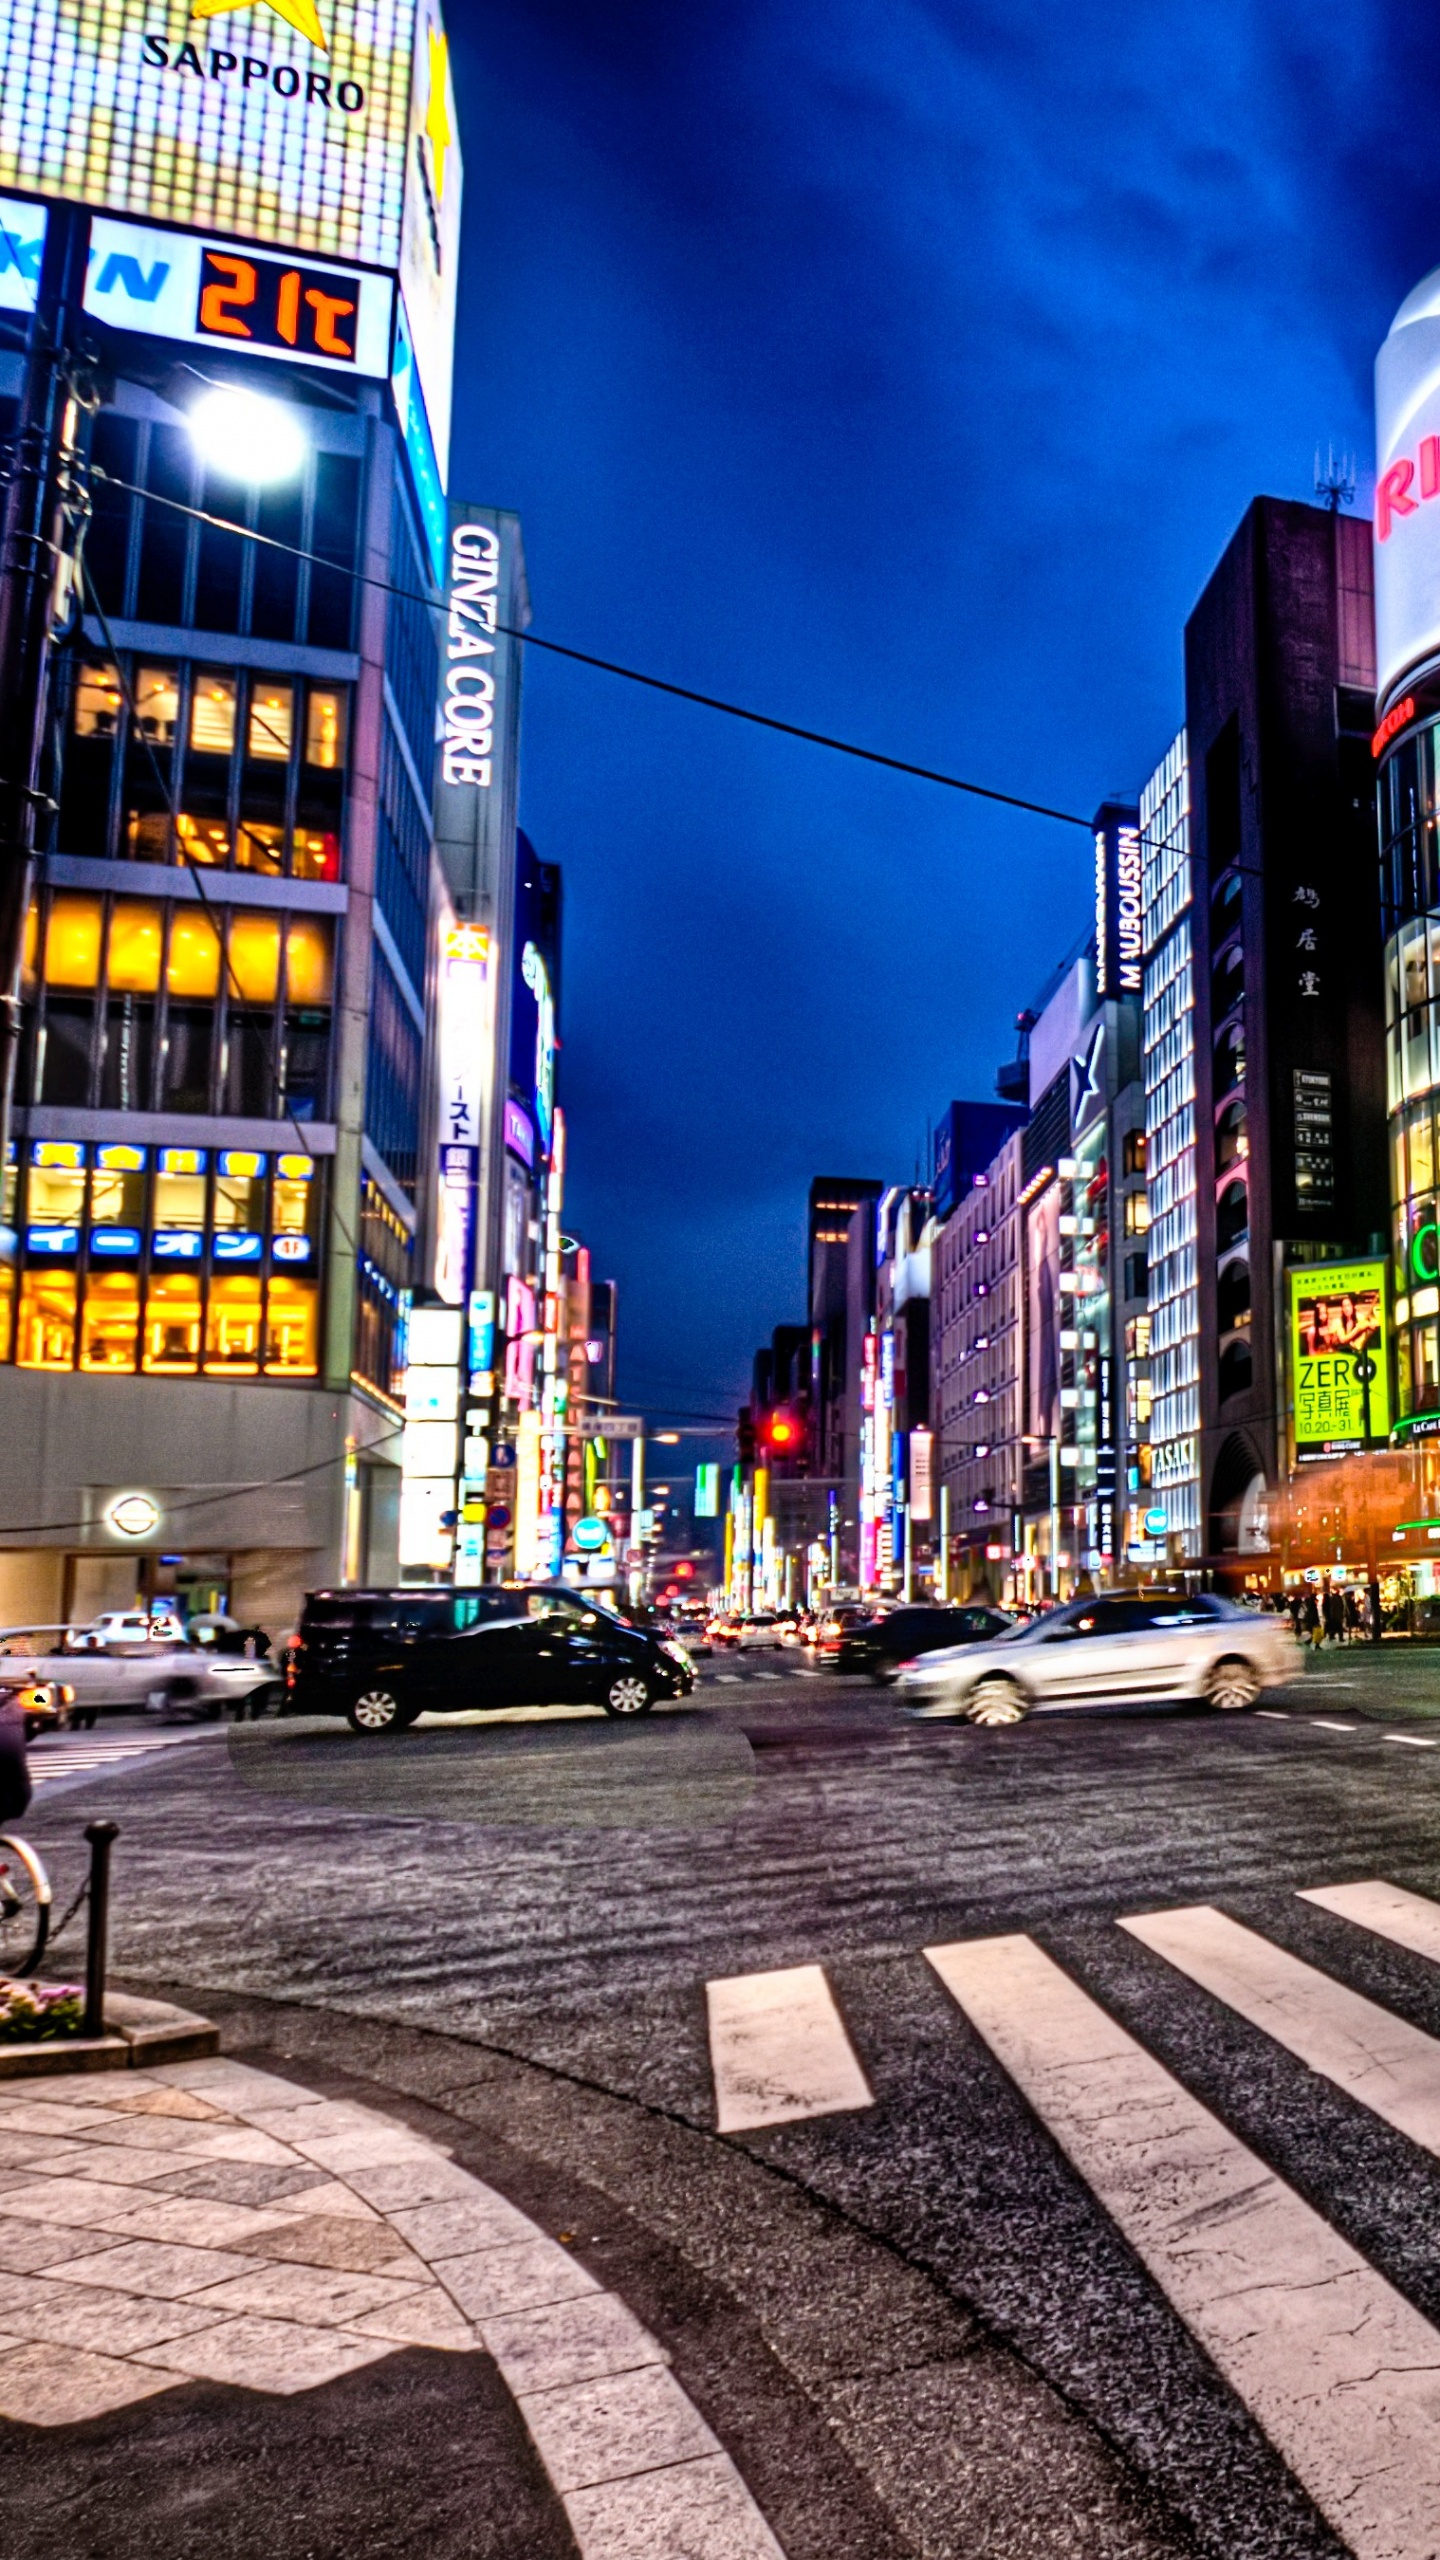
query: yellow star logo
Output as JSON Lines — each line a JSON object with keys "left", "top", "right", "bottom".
{"left": 424, "top": 28, "right": 452, "bottom": 201}
{"left": 191, "top": 0, "right": 328, "bottom": 51}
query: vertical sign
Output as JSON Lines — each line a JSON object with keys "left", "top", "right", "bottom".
{"left": 1093, "top": 801, "right": 1143, "bottom": 1000}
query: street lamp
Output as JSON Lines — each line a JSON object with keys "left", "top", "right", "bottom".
{"left": 187, "top": 387, "right": 307, "bottom": 485}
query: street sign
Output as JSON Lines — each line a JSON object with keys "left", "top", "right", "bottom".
{"left": 571, "top": 1516, "right": 609, "bottom": 1552}
{"left": 1144, "top": 1506, "right": 1168, "bottom": 1537}
{"left": 566, "top": 1414, "right": 645, "bottom": 1439}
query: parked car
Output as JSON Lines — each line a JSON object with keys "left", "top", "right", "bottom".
{"left": 0, "top": 1625, "right": 279, "bottom": 1722}
{"left": 896, "top": 1591, "right": 1302, "bottom": 1724}
{"left": 833, "top": 1602, "right": 1015, "bottom": 1683}
{"left": 288, "top": 1584, "right": 695, "bottom": 1732}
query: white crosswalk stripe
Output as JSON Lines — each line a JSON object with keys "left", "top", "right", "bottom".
{"left": 925, "top": 1928, "right": 1440, "bottom": 2560}
{"left": 1300, "top": 1876, "right": 1440, "bottom": 1966}
{"left": 1120, "top": 1902, "right": 1440, "bottom": 2161}
{"left": 26, "top": 1728, "right": 213, "bottom": 1789}
{"left": 706, "top": 1962, "right": 873, "bottom": 2132}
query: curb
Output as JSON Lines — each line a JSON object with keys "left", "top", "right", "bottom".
{"left": 0, "top": 1992, "right": 219, "bottom": 2080}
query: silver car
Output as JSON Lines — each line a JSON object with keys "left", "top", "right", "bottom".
{"left": 0, "top": 1626, "right": 280, "bottom": 1721}
{"left": 896, "top": 1592, "right": 1301, "bottom": 1724}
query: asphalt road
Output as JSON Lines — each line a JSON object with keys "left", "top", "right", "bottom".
{"left": 20, "top": 1638, "right": 1440, "bottom": 2560}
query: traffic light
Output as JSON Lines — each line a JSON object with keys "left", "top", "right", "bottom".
{"left": 736, "top": 1407, "right": 757, "bottom": 1468}
{"left": 766, "top": 1409, "right": 799, "bottom": 1450}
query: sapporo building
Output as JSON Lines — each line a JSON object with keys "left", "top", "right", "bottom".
{"left": 0, "top": 0, "right": 463, "bottom": 1629}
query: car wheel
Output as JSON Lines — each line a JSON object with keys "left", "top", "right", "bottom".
{"left": 966, "top": 1675, "right": 1030, "bottom": 1727}
{"left": 1205, "top": 1655, "right": 1260, "bottom": 1713}
{"left": 604, "top": 1672, "right": 653, "bottom": 1718}
{"left": 346, "top": 1687, "right": 415, "bottom": 1734}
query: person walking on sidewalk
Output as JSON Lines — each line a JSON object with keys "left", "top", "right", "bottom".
{"left": 0, "top": 1685, "right": 31, "bottom": 1825}
{"left": 1323, "top": 1587, "right": 1347, "bottom": 1646}
{"left": 1302, "top": 1587, "right": 1322, "bottom": 1648}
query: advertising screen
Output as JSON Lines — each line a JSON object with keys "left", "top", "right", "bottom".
{"left": 83, "top": 214, "right": 393, "bottom": 374}
{"left": 0, "top": 0, "right": 417, "bottom": 272}
{"left": 1289, "top": 1260, "right": 1391, "bottom": 1456}
{"left": 397, "top": 0, "right": 460, "bottom": 473}
{"left": 1376, "top": 267, "right": 1440, "bottom": 704}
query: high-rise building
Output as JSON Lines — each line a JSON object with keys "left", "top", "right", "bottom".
{"left": 807, "top": 1174, "right": 881, "bottom": 1579}
{"left": 1140, "top": 733, "right": 1201, "bottom": 1559}
{"left": 0, "top": 0, "right": 468, "bottom": 1628}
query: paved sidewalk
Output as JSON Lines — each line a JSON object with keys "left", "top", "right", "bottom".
{"left": 0, "top": 2056, "right": 784, "bottom": 2558}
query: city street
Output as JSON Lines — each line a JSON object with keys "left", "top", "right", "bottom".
{"left": 14, "top": 1648, "right": 1440, "bottom": 2557}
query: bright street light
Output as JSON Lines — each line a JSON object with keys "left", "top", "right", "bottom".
{"left": 187, "top": 386, "right": 307, "bottom": 485}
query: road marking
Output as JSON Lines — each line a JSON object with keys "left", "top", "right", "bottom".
{"left": 1308, "top": 1719, "right": 1357, "bottom": 1732}
{"left": 28, "top": 1730, "right": 214, "bottom": 1786}
{"left": 926, "top": 1930, "right": 1440, "bottom": 2559}
{"left": 1256, "top": 1710, "right": 1291, "bottom": 1720}
{"left": 1120, "top": 1903, "right": 1440, "bottom": 2163}
{"left": 1299, "top": 1879, "right": 1440, "bottom": 1969}
{"left": 1385, "top": 1734, "right": 1439, "bottom": 1749}
{"left": 705, "top": 1963, "right": 873, "bottom": 2133}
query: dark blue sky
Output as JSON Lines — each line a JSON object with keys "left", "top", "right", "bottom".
{"left": 446, "top": 0, "right": 1436, "bottom": 1428}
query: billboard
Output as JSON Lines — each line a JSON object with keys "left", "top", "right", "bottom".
{"left": 397, "top": 0, "right": 460, "bottom": 474}
{"left": 83, "top": 214, "right": 393, "bottom": 374}
{"left": 1375, "top": 266, "right": 1440, "bottom": 705}
{"left": 1289, "top": 1260, "right": 1391, "bottom": 1457}
{"left": 1093, "top": 800, "right": 1142, "bottom": 1001}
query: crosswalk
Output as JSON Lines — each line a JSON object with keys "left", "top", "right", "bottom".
{"left": 25, "top": 1724, "right": 216, "bottom": 1792}
{"left": 703, "top": 1881, "right": 1440, "bottom": 2558}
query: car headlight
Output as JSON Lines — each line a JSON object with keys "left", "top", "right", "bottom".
{"left": 659, "top": 1640, "right": 690, "bottom": 1665}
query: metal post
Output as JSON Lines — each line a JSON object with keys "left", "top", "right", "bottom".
{"left": 1049, "top": 1436, "right": 1061, "bottom": 1601}
{"left": 937, "top": 1484, "right": 949, "bottom": 1602}
{"left": 629, "top": 1431, "right": 645, "bottom": 1604}
{"left": 81, "top": 1819, "right": 118, "bottom": 2042}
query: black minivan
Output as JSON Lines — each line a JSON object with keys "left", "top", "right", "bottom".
{"left": 288, "top": 1586, "right": 695, "bottom": 1733}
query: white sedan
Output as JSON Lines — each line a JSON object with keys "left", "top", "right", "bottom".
{"left": 0, "top": 1627, "right": 280, "bottom": 1720}
{"left": 896, "top": 1592, "right": 1301, "bottom": 1724}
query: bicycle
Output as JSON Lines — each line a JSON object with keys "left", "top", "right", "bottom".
{"left": 0, "top": 1835, "right": 52, "bottom": 1976}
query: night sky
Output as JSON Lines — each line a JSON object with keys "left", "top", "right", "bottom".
{"left": 447, "top": 1, "right": 1438, "bottom": 1432}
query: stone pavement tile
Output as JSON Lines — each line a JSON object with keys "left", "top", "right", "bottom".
{"left": 66, "top": 2116, "right": 293, "bottom": 2165}
{"left": 0, "top": 2215, "right": 116, "bottom": 2274}
{"left": 520, "top": 2364, "right": 717, "bottom": 2494}
{"left": 145, "top": 2161, "right": 332, "bottom": 2209}
{"left": 349, "top": 2286, "right": 478, "bottom": 2351}
{"left": 0, "top": 2176, "right": 163, "bottom": 2229}
{"left": 132, "top": 2313, "right": 393, "bottom": 2395}
{"left": 286, "top": 2128, "right": 438, "bottom": 2174}
{"left": 0, "top": 2101, "right": 113, "bottom": 2138}
{"left": 25, "top": 2139, "right": 208, "bottom": 2190}
{"left": 0, "top": 2132, "right": 56, "bottom": 2171}
{"left": 0, "top": 2271, "right": 226, "bottom": 2354}
{"left": 563, "top": 2453, "right": 786, "bottom": 2560}
{"left": 233, "top": 2212, "right": 430, "bottom": 2280}
{"left": 342, "top": 2155, "right": 478, "bottom": 2212}
{"left": 388, "top": 2192, "right": 538, "bottom": 2261}
{"left": 440, "top": 2238, "right": 601, "bottom": 2322}
{"left": 481, "top": 2294, "right": 667, "bottom": 2396}
{"left": 46, "top": 2237, "right": 253, "bottom": 2297}
{"left": 241, "top": 2099, "right": 387, "bottom": 2142}
{"left": 99, "top": 2193, "right": 297, "bottom": 2250}
{"left": 188, "top": 2260, "right": 424, "bottom": 2327}
{"left": 0, "top": 2338, "right": 177, "bottom": 2427}
{"left": 0, "top": 2074, "right": 168, "bottom": 2106}
{"left": 266, "top": 2177, "right": 382, "bottom": 2223}
{"left": 154, "top": 2059, "right": 322, "bottom": 2112}
{"left": 99, "top": 2087, "right": 226, "bottom": 2121}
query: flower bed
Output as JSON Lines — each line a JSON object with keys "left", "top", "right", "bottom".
{"left": 0, "top": 1980, "right": 84, "bottom": 2042}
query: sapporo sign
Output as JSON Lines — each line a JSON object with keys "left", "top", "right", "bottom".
{"left": 1288, "top": 1260, "right": 1392, "bottom": 1457}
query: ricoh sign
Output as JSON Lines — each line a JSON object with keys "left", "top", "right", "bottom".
{"left": 1375, "top": 265, "right": 1440, "bottom": 706}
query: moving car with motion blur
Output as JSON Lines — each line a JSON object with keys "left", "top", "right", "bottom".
{"left": 289, "top": 1584, "right": 694, "bottom": 1732}
{"left": 897, "top": 1591, "right": 1301, "bottom": 1724}
{"left": 811, "top": 1603, "right": 887, "bottom": 1664}
{"left": 0, "top": 1626, "right": 280, "bottom": 1723}
{"left": 832, "top": 1601, "right": 1014, "bottom": 1684}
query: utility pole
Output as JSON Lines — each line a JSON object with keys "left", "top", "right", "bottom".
{"left": 0, "top": 204, "right": 96, "bottom": 1190}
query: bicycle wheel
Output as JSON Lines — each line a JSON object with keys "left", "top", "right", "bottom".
{"left": 0, "top": 1834, "right": 51, "bottom": 1976}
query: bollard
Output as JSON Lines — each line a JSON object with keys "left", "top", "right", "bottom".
{"left": 81, "top": 1820, "right": 118, "bottom": 2042}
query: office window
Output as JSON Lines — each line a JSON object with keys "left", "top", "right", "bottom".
{"left": 143, "top": 1270, "right": 202, "bottom": 1373}
{"left": 81, "top": 1270, "right": 140, "bottom": 1373}
{"left": 17, "top": 1271, "right": 77, "bottom": 1369}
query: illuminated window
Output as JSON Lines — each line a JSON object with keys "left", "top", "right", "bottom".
{"left": 1124, "top": 1193, "right": 1151, "bottom": 1236}
{"left": 236, "top": 820, "right": 283, "bottom": 874}
{"left": 284, "top": 917, "right": 332, "bottom": 1006}
{"left": 265, "top": 1275, "right": 319, "bottom": 1375}
{"left": 21, "top": 903, "right": 36, "bottom": 993}
{"left": 73, "top": 662, "right": 122, "bottom": 739}
{"left": 91, "top": 1144, "right": 146, "bottom": 1226}
{"left": 133, "top": 668, "right": 179, "bottom": 747}
{"left": 44, "top": 895, "right": 103, "bottom": 988}
{"left": 154, "top": 1154, "right": 207, "bottom": 1231}
{"left": 106, "top": 902, "right": 163, "bottom": 993}
{"left": 80, "top": 1271, "right": 140, "bottom": 1373}
{"left": 142, "top": 1271, "right": 202, "bottom": 1374}
{"left": 214, "top": 1151, "right": 266, "bottom": 1232}
{"left": 175, "top": 812, "right": 231, "bottom": 866}
{"left": 227, "top": 912, "right": 280, "bottom": 1003}
{"left": 0, "top": 1266, "right": 12, "bottom": 1364}
{"left": 17, "top": 1271, "right": 76, "bottom": 1369}
{"left": 27, "top": 1151, "right": 86, "bottom": 1222}
{"left": 272, "top": 1157, "right": 317, "bottom": 1244}
{"left": 248, "top": 684, "right": 294, "bottom": 761}
{"left": 205, "top": 1273, "right": 263, "bottom": 1375}
{"left": 305, "top": 690, "right": 346, "bottom": 769}
{"left": 167, "top": 912, "right": 221, "bottom": 998}
{"left": 190, "top": 675, "right": 237, "bottom": 756}
{"left": 292, "top": 829, "right": 340, "bottom": 882}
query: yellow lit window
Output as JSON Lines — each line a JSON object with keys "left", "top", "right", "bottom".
{"left": 154, "top": 1169, "right": 206, "bottom": 1228}
{"left": 284, "top": 917, "right": 332, "bottom": 1006}
{"left": 248, "top": 684, "right": 294, "bottom": 760}
{"left": 80, "top": 1271, "right": 140, "bottom": 1373}
{"left": 21, "top": 902, "right": 37, "bottom": 993}
{"left": 125, "top": 810, "right": 171, "bottom": 862}
{"left": 305, "top": 689, "right": 345, "bottom": 769}
{"left": 44, "top": 894, "right": 103, "bottom": 987}
{"left": 292, "top": 829, "right": 340, "bottom": 882}
{"left": 272, "top": 1159, "right": 315, "bottom": 1237}
{"left": 236, "top": 820, "right": 283, "bottom": 874}
{"left": 142, "top": 1272, "right": 201, "bottom": 1374}
{"left": 133, "top": 668, "right": 179, "bottom": 747}
{"left": 1124, "top": 1193, "right": 1151, "bottom": 1236}
{"left": 227, "top": 913, "right": 280, "bottom": 1003}
{"left": 16, "top": 1271, "right": 76, "bottom": 1370}
{"left": 106, "top": 903, "right": 163, "bottom": 994}
{"left": 27, "top": 1161, "right": 86, "bottom": 1222}
{"left": 265, "top": 1275, "right": 318, "bottom": 1375}
{"left": 213, "top": 1165, "right": 264, "bottom": 1228}
{"left": 167, "top": 911, "right": 221, "bottom": 998}
{"left": 176, "top": 812, "right": 230, "bottom": 866}
{"left": 190, "top": 676, "right": 237, "bottom": 756}
{"left": 205, "top": 1273, "right": 263, "bottom": 1374}
{"left": 0, "top": 1265, "right": 12, "bottom": 1363}
{"left": 90, "top": 1161, "right": 144, "bottom": 1224}
{"left": 74, "top": 662, "right": 122, "bottom": 739}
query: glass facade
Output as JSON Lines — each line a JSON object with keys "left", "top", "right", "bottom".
{"left": 1379, "top": 710, "right": 1440, "bottom": 1420}
{"left": 1141, "top": 731, "right": 1202, "bottom": 1552}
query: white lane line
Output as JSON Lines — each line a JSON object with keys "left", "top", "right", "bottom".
{"left": 1385, "top": 1734, "right": 1440, "bottom": 1749}
{"left": 706, "top": 1963, "right": 873, "bottom": 2133}
{"left": 1256, "top": 1711, "right": 1291, "bottom": 1720}
{"left": 1308, "top": 1720, "right": 1357, "bottom": 1733}
{"left": 926, "top": 1931, "right": 1440, "bottom": 2559}
{"left": 1299, "top": 1879, "right": 1440, "bottom": 1968}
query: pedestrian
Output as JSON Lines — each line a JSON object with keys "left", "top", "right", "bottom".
{"left": 0, "top": 1683, "right": 31, "bottom": 1826}
{"left": 1303, "top": 1588, "right": 1322, "bottom": 1648}
{"left": 1287, "top": 1588, "right": 1305, "bottom": 1636}
{"left": 1344, "top": 1589, "right": 1362, "bottom": 1639}
{"left": 1323, "top": 1588, "right": 1346, "bottom": 1646}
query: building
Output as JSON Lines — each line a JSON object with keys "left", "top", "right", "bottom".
{"left": 807, "top": 1175, "right": 881, "bottom": 1582}
{"left": 868, "top": 1186, "right": 932, "bottom": 1591}
{"left": 1140, "top": 733, "right": 1201, "bottom": 1561}
{"left": 931, "top": 1125, "right": 1025, "bottom": 1599}
{"left": 0, "top": 0, "right": 472, "bottom": 1627}
{"left": 1184, "top": 499, "right": 1384, "bottom": 1564}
